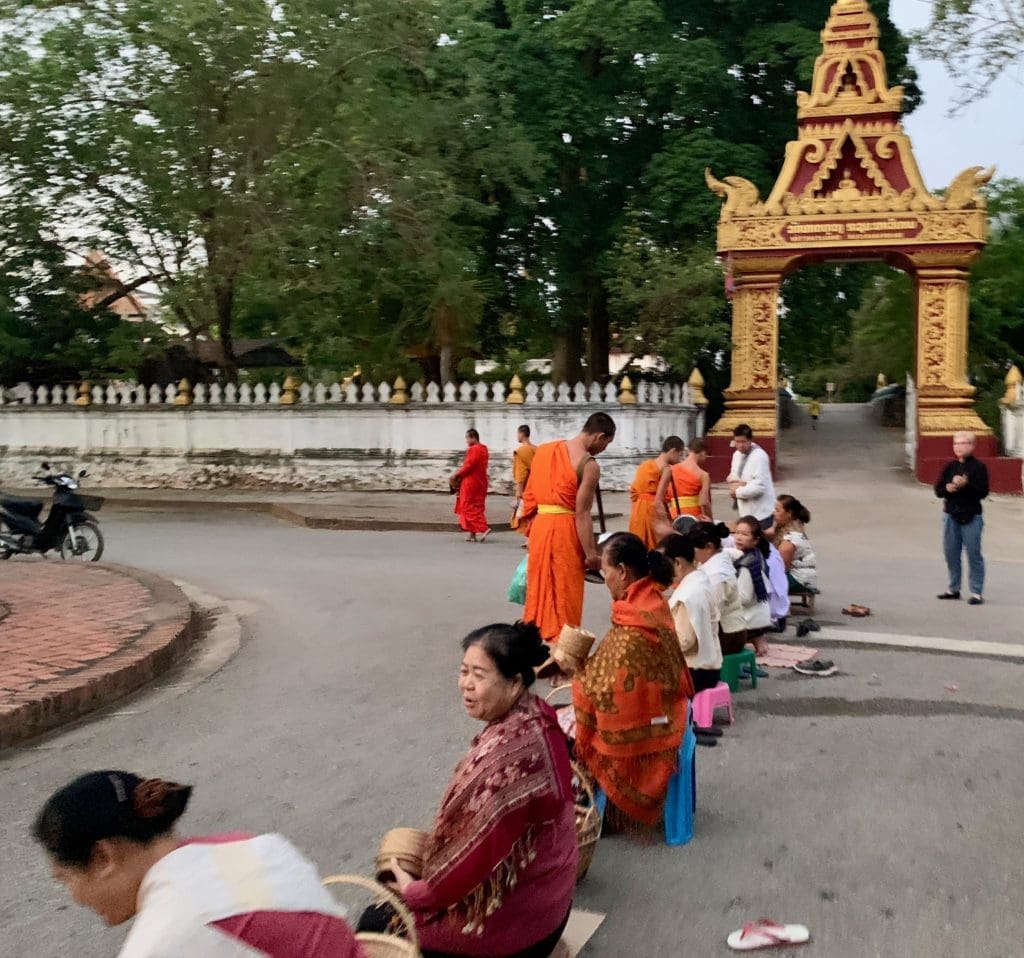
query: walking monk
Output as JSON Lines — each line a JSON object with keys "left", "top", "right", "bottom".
{"left": 628, "top": 436, "right": 685, "bottom": 549}
{"left": 657, "top": 436, "right": 713, "bottom": 523}
{"left": 511, "top": 424, "right": 537, "bottom": 539}
{"left": 452, "top": 428, "right": 491, "bottom": 542}
{"left": 521, "top": 413, "right": 616, "bottom": 643}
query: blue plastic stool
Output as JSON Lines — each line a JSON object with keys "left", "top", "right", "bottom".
{"left": 592, "top": 707, "right": 697, "bottom": 846}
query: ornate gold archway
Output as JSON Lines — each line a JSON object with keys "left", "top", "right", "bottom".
{"left": 704, "top": 0, "right": 997, "bottom": 482}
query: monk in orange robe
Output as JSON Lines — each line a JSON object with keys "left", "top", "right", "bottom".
{"left": 657, "top": 436, "right": 713, "bottom": 521}
{"left": 511, "top": 424, "right": 537, "bottom": 538}
{"left": 451, "top": 428, "right": 491, "bottom": 541}
{"left": 628, "top": 436, "right": 685, "bottom": 549}
{"left": 521, "top": 413, "right": 616, "bottom": 643}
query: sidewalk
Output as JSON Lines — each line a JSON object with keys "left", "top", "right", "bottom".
{"left": 0, "top": 563, "right": 197, "bottom": 749}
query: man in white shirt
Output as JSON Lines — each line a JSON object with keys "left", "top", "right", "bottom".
{"left": 726, "top": 424, "right": 776, "bottom": 529}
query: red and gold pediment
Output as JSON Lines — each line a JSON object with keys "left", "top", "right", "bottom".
{"left": 706, "top": 0, "right": 994, "bottom": 253}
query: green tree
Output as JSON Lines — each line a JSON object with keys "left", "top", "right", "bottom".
{"left": 0, "top": 0, "right": 437, "bottom": 375}
{"left": 913, "top": 1, "right": 1024, "bottom": 109}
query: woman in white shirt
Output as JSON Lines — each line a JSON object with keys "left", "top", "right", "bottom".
{"left": 732, "top": 516, "right": 774, "bottom": 656}
{"left": 660, "top": 534, "right": 722, "bottom": 693}
{"left": 771, "top": 494, "right": 818, "bottom": 591}
{"left": 690, "top": 521, "right": 748, "bottom": 656}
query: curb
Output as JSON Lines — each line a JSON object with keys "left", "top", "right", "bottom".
{"left": 0, "top": 563, "right": 200, "bottom": 750}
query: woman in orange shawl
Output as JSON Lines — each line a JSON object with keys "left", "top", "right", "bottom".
{"left": 572, "top": 532, "right": 693, "bottom": 829}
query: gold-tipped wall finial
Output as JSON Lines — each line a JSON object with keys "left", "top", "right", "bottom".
{"left": 390, "top": 376, "right": 409, "bottom": 405}
{"left": 507, "top": 374, "right": 525, "bottom": 405}
{"left": 618, "top": 375, "right": 637, "bottom": 405}
{"left": 688, "top": 368, "right": 709, "bottom": 406}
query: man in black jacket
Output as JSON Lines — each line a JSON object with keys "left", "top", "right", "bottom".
{"left": 935, "top": 432, "right": 989, "bottom": 605}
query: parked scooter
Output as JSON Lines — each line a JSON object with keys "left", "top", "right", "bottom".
{"left": 0, "top": 464, "right": 105, "bottom": 561}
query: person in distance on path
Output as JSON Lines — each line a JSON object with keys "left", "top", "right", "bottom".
{"left": 935, "top": 431, "right": 988, "bottom": 605}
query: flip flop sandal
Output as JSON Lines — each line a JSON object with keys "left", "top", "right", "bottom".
{"left": 727, "top": 918, "right": 811, "bottom": 951}
{"left": 793, "top": 659, "right": 838, "bottom": 677}
{"left": 584, "top": 570, "right": 605, "bottom": 585}
{"left": 842, "top": 604, "right": 871, "bottom": 617}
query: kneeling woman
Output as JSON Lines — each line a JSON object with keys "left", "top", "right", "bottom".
{"left": 33, "top": 772, "right": 364, "bottom": 957}
{"left": 385, "top": 621, "right": 577, "bottom": 958}
{"left": 573, "top": 532, "right": 694, "bottom": 831}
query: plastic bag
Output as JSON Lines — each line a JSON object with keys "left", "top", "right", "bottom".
{"left": 507, "top": 555, "right": 528, "bottom": 605}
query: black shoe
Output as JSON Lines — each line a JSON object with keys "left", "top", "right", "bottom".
{"left": 937, "top": 591, "right": 961, "bottom": 600}
{"left": 796, "top": 621, "right": 812, "bottom": 638}
{"left": 695, "top": 733, "right": 718, "bottom": 748}
{"left": 774, "top": 617, "right": 787, "bottom": 633}
{"left": 968, "top": 595, "right": 984, "bottom": 606}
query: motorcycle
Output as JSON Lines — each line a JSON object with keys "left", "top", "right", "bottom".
{"left": 0, "top": 463, "right": 105, "bottom": 561}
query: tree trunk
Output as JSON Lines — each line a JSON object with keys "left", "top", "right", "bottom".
{"left": 552, "top": 320, "right": 583, "bottom": 385}
{"left": 214, "top": 279, "right": 237, "bottom": 382}
{"left": 585, "top": 274, "right": 610, "bottom": 384}
{"left": 439, "top": 344, "right": 454, "bottom": 386}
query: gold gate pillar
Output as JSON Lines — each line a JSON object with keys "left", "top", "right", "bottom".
{"left": 913, "top": 265, "right": 988, "bottom": 436}
{"left": 714, "top": 272, "right": 782, "bottom": 436}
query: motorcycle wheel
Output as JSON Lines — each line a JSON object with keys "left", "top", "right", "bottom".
{"left": 0, "top": 521, "right": 13, "bottom": 559}
{"left": 60, "top": 521, "right": 105, "bottom": 562}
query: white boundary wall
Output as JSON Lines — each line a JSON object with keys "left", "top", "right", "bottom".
{"left": 0, "top": 380, "right": 702, "bottom": 491}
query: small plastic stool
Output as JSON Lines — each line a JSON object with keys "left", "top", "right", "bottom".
{"left": 691, "top": 681, "right": 734, "bottom": 729}
{"left": 593, "top": 705, "right": 697, "bottom": 847}
{"left": 721, "top": 648, "right": 758, "bottom": 692}
{"left": 664, "top": 720, "right": 697, "bottom": 846}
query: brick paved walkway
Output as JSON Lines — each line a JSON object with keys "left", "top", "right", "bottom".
{"left": 0, "top": 562, "right": 196, "bottom": 749}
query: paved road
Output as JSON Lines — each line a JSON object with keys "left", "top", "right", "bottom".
{"left": 2, "top": 406, "right": 1022, "bottom": 957}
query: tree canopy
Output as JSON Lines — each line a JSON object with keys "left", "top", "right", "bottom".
{"left": 0, "top": 0, "right": 925, "bottom": 391}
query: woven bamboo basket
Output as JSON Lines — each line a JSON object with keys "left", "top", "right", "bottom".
{"left": 570, "top": 760, "right": 602, "bottom": 884}
{"left": 375, "top": 828, "right": 428, "bottom": 883}
{"left": 538, "top": 626, "right": 596, "bottom": 679}
{"left": 322, "top": 873, "right": 421, "bottom": 958}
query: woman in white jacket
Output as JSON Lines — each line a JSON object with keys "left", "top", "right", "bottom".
{"left": 690, "top": 522, "right": 748, "bottom": 656}
{"left": 660, "top": 533, "right": 722, "bottom": 693}
{"left": 732, "top": 516, "right": 774, "bottom": 655}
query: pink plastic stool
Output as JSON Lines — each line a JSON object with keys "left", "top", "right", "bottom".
{"left": 691, "top": 681, "right": 734, "bottom": 729}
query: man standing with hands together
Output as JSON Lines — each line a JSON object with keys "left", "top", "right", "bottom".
{"left": 935, "top": 431, "right": 989, "bottom": 605}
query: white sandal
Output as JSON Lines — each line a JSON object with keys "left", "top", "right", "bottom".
{"left": 727, "top": 918, "right": 810, "bottom": 951}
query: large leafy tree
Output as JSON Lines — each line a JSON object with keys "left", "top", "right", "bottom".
{"left": 0, "top": 0, "right": 441, "bottom": 375}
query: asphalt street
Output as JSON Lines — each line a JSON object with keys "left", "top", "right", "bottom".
{"left": 1, "top": 405, "right": 1022, "bottom": 957}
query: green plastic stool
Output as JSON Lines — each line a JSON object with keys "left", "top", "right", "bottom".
{"left": 721, "top": 649, "right": 758, "bottom": 692}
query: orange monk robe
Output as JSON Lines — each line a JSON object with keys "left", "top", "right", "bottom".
{"left": 666, "top": 462, "right": 703, "bottom": 518}
{"left": 628, "top": 459, "right": 664, "bottom": 550}
{"left": 512, "top": 444, "right": 536, "bottom": 538}
{"left": 521, "top": 441, "right": 585, "bottom": 643}
{"left": 453, "top": 443, "right": 490, "bottom": 533}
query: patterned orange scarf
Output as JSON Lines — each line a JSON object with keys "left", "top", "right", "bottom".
{"left": 573, "top": 577, "right": 693, "bottom": 825}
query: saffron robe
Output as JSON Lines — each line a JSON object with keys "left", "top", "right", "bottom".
{"left": 628, "top": 459, "right": 664, "bottom": 550}
{"left": 667, "top": 462, "right": 703, "bottom": 518}
{"left": 521, "top": 441, "right": 585, "bottom": 642}
{"left": 512, "top": 443, "right": 537, "bottom": 537}
{"left": 454, "top": 444, "right": 489, "bottom": 534}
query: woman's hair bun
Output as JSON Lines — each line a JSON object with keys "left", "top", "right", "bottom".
{"left": 132, "top": 779, "right": 192, "bottom": 827}
{"left": 646, "top": 548, "right": 676, "bottom": 588}
{"left": 512, "top": 620, "right": 548, "bottom": 668}
{"left": 714, "top": 522, "right": 730, "bottom": 538}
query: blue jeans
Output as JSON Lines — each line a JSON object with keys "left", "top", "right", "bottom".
{"left": 943, "top": 514, "right": 985, "bottom": 596}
